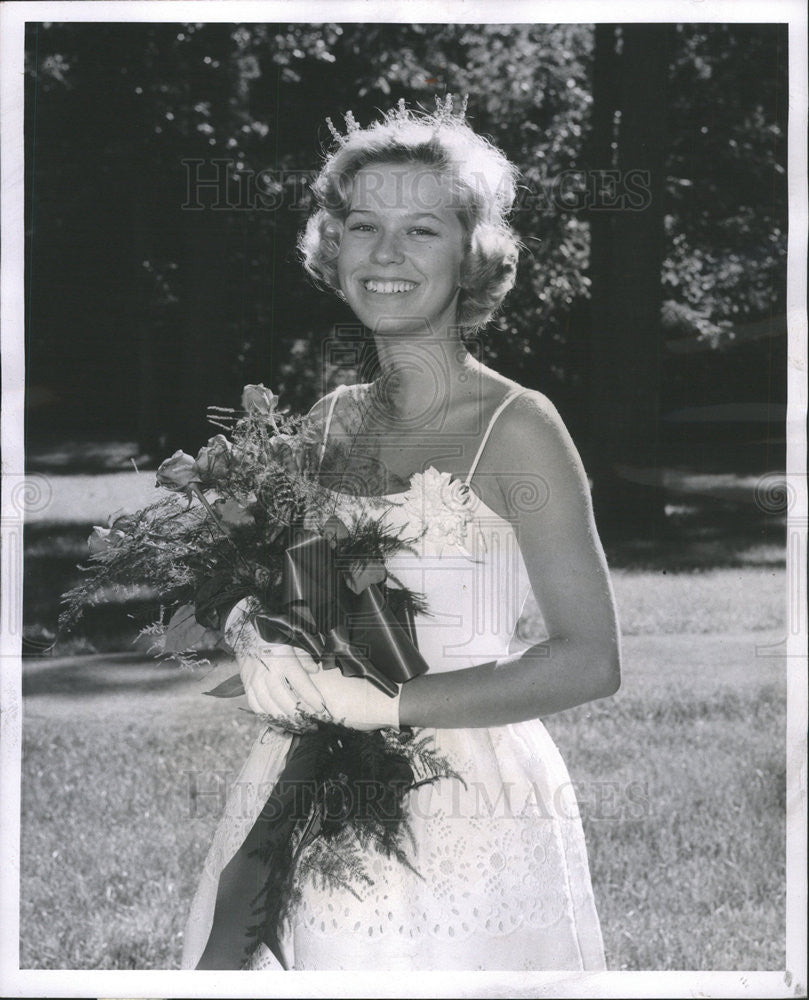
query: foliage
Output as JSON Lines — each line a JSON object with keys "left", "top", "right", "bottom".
{"left": 57, "top": 400, "right": 321, "bottom": 638}
{"left": 663, "top": 24, "right": 788, "bottom": 333}
{"left": 58, "top": 387, "right": 427, "bottom": 652}
{"left": 25, "top": 21, "right": 787, "bottom": 443}
{"left": 245, "top": 723, "right": 460, "bottom": 959}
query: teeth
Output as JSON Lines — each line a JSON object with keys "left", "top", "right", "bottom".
{"left": 363, "top": 280, "right": 417, "bottom": 294}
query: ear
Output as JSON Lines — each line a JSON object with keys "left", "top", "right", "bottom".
{"left": 323, "top": 215, "right": 345, "bottom": 244}
{"left": 458, "top": 251, "right": 475, "bottom": 292}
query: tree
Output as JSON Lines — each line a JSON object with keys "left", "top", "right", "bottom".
{"left": 24, "top": 21, "right": 787, "bottom": 466}
{"left": 587, "top": 24, "right": 675, "bottom": 525}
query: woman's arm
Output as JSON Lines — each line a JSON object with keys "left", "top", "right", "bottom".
{"left": 396, "top": 390, "right": 621, "bottom": 729}
{"left": 244, "top": 387, "right": 620, "bottom": 731}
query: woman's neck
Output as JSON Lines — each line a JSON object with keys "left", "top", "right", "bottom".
{"left": 369, "top": 334, "right": 481, "bottom": 429}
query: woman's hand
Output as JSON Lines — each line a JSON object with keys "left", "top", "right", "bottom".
{"left": 308, "top": 667, "right": 401, "bottom": 732}
{"left": 224, "top": 599, "right": 327, "bottom": 729}
{"left": 239, "top": 644, "right": 401, "bottom": 732}
{"left": 223, "top": 600, "right": 400, "bottom": 731}
{"left": 239, "top": 643, "right": 328, "bottom": 724}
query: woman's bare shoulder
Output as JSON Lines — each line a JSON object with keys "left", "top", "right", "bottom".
{"left": 489, "top": 384, "right": 569, "bottom": 439}
{"left": 487, "top": 387, "right": 590, "bottom": 508}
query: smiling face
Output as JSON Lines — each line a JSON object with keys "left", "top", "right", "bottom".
{"left": 336, "top": 162, "right": 467, "bottom": 335}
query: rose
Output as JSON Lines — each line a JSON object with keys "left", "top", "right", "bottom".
{"left": 155, "top": 450, "right": 200, "bottom": 492}
{"left": 267, "top": 433, "right": 301, "bottom": 476}
{"left": 87, "top": 525, "right": 126, "bottom": 555}
{"left": 212, "top": 498, "right": 256, "bottom": 530}
{"left": 241, "top": 383, "right": 278, "bottom": 422}
{"left": 109, "top": 513, "right": 138, "bottom": 533}
{"left": 195, "top": 434, "right": 232, "bottom": 484}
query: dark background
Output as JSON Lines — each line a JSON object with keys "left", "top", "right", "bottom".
{"left": 24, "top": 21, "right": 788, "bottom": 525}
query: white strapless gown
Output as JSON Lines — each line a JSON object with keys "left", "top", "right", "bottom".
{"left": 181, "top": 468, "right": 606, "bottom": 971}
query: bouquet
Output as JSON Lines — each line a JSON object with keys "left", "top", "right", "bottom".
{"left": 60, "top": 384, "right": 459, "bottom": 962}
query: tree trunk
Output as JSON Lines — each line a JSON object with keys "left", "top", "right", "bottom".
{"left": 174, "top": 210, "right": 235, "bottom": 448}
{"left": 131, "top": 171, "right": 163, "bottom": 457}
{"left": 588, "top": 24, "right": 674, "bottom": 528}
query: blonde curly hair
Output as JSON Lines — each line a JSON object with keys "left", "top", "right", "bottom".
{"left": 298, "top": 105, "right": 520, "bottom": 330}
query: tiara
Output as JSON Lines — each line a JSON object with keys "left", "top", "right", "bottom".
{"left": 324, "top": 94, "right": 470, "bottom": 147}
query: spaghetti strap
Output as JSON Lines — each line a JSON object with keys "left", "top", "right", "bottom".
{"left": 317, "top": 384, "right": 349, "bottom": 471}
{"left": 464, "top": 387, "right": 527, "bottom": 488}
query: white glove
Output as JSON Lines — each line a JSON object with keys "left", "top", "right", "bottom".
{"left": 308, "top": 667, "right": 401, "bottom": 732}
{"left": 224, "top": 599, "right": 327, "bottom": 726}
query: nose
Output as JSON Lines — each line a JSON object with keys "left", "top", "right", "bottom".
{"left": 370, "top": 229, "right": 405, "bottom": 266}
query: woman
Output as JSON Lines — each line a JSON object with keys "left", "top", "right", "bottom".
{"left": 183, "top": 97, "right": 621, "bottom": 971}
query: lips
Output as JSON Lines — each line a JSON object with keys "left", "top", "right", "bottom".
{"left": 362, "top": 279, "right": 418, "bottom": 294}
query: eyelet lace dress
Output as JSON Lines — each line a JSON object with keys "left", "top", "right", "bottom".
{"left": 181, "top": 384, "right": 606, "bottom": 971}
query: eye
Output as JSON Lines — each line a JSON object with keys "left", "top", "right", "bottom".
{"left": 348, "top": 222, "right": 376, "bottom": 233}
{"left": 409, "top": 227, "right": 438, "bottom": 237}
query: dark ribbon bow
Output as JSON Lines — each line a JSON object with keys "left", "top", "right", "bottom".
{"left": 202, "top": 516, "right": 433, "bottom": 962}
{"left": 207, "top": 516, "right": 429, "bottom": 698}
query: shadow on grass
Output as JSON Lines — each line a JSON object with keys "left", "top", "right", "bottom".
{"left": 21, "top": 654, "right": 214, "bottom": 698}
{"left": 23, "top": 523, "right": 166, "bottom": 656}
{"left": 600, "top": 497, "right": 785, "bottom": 571}
{"left": 22, "top": 464, "right": 787, "bottom": 657}
{"left": 22, "top": 654, "right": 191, "bottom": 698}
{"left": 25, "top": 440, "right": 158, "bottom": 476}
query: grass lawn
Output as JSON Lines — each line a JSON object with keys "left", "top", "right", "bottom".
{"left": 17, "top": 464, "right": 788, "bottom": 970}
{"left": 19, "top": 623, "right": 786, "bottom": 971}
